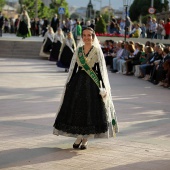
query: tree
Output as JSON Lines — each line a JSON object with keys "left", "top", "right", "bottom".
{"left": 129, "top": 0, "right": 169, "bottom": 21}
{"left": 18, "top": 0, "right": 53, "bottom": 19}
{"left": 50, "top": 0, "right": 69, "bottom": 18}
{"left": 95, "top": 15, "right": 106, "bottom": 33}
{"left": 70, "top": 13, "right": 79, "bottom": 20}
{"left": 0, "top": 0, "right": 5, "bottom": 10}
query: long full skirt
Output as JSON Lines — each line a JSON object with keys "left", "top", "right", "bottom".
{"left": 53, "top": 69, "right": 108, "bottom": 137}
{"left": 43, "top": 38, "right": 53, "bottom": 53}
{"left": 17, "top": 21, "right": 31, "bottom": 37}
{"left": 49, "top": 41, "right": 61, "bottom": 61}
{"left": 57, "top": 46, "right": 73, "bottom": 68}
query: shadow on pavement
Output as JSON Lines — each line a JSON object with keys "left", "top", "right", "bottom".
{"left": 0, "top": 147, "right": 80, "bottom": 169}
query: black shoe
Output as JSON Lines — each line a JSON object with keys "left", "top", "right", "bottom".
{"left": 80, "top": 143, "right": 88, "bottom": 150}
{"left": 111, "top": 70, "right": 117, "bottom": 73}
{"left": 65, "top": 68, "right": 69, "bottom": 72}
{"left": 138, "top": 76, "right": 144, "bottom": 78}
{"left": 73, "top": 140, "right": 82, "bottom": 149}
{"left": 153, "top": 81, "right": 158, "bottom": 85}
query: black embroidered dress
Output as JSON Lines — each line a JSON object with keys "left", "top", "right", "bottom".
{"left": 53, "top": 46, "right": 108, "bottom": 137}
{"left": 57, "top": 39, "right": 75, "bottom": 69}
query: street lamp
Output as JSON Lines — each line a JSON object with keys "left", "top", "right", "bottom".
{"left": 123, "top": 0, "right": 129, "bottom": 42}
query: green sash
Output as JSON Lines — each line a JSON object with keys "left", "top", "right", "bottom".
{"left": 78, "top": 47, "right": 100, "bottom": 87}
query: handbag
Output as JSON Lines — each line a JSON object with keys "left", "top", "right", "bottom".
{"left": 99, "top": 81, "right": 107, "bottom": 98}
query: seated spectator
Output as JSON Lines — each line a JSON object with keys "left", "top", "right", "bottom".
{"left": 163, "top": 59, "right": 170, "bottom": 88}
{"left": 105, "top": 40, "right": 114, "bottom": 68}
{"left": 138, "top": 46, "right": 154, "bottom": 78}
{"left": 111, "top": 41, "right": 124, "bottom": 72}
{"left": 117, "top": 42, "right": 130, "bottom": 74}
{"left": 143, "top": 45, "right": 163, "bottom": 80}
{"left": 126, "top": 42, "right": 142, "bottom": 75}
{"left": 129, "top": 24, "right": 141, "bottom": 38}
{"left": 150, "top": 47, "right": 170, "bottom": 85}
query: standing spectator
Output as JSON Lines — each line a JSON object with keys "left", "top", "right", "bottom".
{"left": 150, "top": 18, "right": 157, "bottom": 39}
{"left": 80, "top": 18, "right": 85, "bottom": 29}
{"left": 4, "top": 18, "right": 9, "bottom": 33}
{"left": 146, "top": 16, "right": 153, "bottom": 38}
{"left": 42, "top": 17, "right": 49, "bottom": 36}
{"left": 89, "top": 19, "right": 95, "bottom": 30}
{"left": 141, "top": 24, "right": 146, "bottom": 38}
{"left": 14, "top": 15, "right": 20, "bottom": 33}
{"left": 157, "top": 20, "right": 165, "bottom": 40}
{"left": 10, "top": 17, "right": 15, "bottom": 33}
{"left": 51, "top": 14, "right": 59, "bottom": 32}
{"left": 120, "top": 19, "right": 125, "bottom": 30}
{"left": 74, "top": 21, "right": 82, "bottom": 45}
{"left": 109, "top": 20, "right": 116, "bottom": 34}
{"left": 126, "top": 16, "right": 132, "bottom": 35}
{"left": 39, "top": 18, "right": 44, "bottom": 35}
{"left": 31, "top": 18, "right": 36, "bottom": 36}
{"left": 0, "top": 11, "right": 4, "bottom": 36}
{"left": 164, "top": 18, "right": 170, "bottom": 39}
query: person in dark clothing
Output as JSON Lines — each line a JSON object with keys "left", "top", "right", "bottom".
{"left": 0, "top": 11, "right": 4, "bottom": 37}
{"left": 51, "top": 14, "right": 59, "bottom": 32}
{"left": 42, "top": 17, "right": 49, "bottom": 36}
{"left": 150, "top": 47, "right": 170, "bottom": 85}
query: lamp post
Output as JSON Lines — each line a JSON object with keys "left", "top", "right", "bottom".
{"left": 123, "top": 0, "right": 129, "bottom": 42}
{"left": 35, "top": 0, "right": 38, "bottom": 18}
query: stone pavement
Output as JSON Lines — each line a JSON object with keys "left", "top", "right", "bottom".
{"left": 0, "top": 58, "right": 170, "bottom": 170}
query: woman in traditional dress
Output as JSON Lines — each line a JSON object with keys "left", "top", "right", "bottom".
{"left": 39, "top": 26, "right": 54, "bottom": 58}
{"left": 49, "top": 28, "right": 65, "bottom": 61}
{"left": 57, "top": 31, "right": 76, "bottom": 72}
{"left": 53, "top": 27, "right": 118, "bottom": 150}
{"left": 17, "top": 10, "right": 31, "bottom": 39}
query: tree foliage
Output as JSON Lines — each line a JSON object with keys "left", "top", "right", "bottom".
{"left": 95, "top": 15, "right": 106, "bottom": 33}
{"left": 50, "top": 0, "right": 69, "bottom": 18}
{"left": 129, "top": 0, "right": 169, "bottom": 21}
{"left": 0, "top": 0, "right": 5, "bottom": 10}
{"left": 19, "top": 0, "right": 53, "bottom": 18}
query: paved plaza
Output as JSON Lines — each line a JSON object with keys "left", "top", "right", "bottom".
{"left": 0, "top": 58, "right": 170, "bottom": 170}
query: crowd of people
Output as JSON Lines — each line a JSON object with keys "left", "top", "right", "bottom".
{"left": 102, "top": 39, "right": 170, "bottom": 88}
{"left": 1, "top": 10, "right": 170, "bottom": 88}
{"left": 1, "top": 9, "right": 170, "bottom": 40}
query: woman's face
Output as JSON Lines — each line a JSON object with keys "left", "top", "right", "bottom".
{"left": 158, "top": 48, "right": 163, "bottom": 55}
{"left": 67, "top": 32, "right": 71, "bottom": 38}
{"left": 49, "top": 28, "right": 52, "bottom": 33}
{"left": 58, "top": 29, "right": 61, "bottom": 34}
{"left": 82, "top": 30, "right": 93, "bottom": 45}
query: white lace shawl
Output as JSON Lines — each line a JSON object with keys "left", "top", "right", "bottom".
{"left": 39, "top": 32, "right": 54, "bottom": 57}
{"left": 54, "top": 32, "right": 65, "bottom": 43}
{"left": 19, "top": 11, "right": 31, "bottom": 28}
{"left": 58, "top": 37, "right": 76, "bottom": 60}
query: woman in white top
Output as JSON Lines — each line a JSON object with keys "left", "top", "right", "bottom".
{"left": 49, "top": 28, "right": 65, "bottom": 61}
{"left": 53, "top": 27, "right": 118, "bottom": 150}
{"left": 17, "top": 10, "right": 31, "bottom": 39}
{"left": 39, "top": 26, "right": 54, "bottom": 58}
{"left": 57, "top": 31, "right": 76, "bottom": 72}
